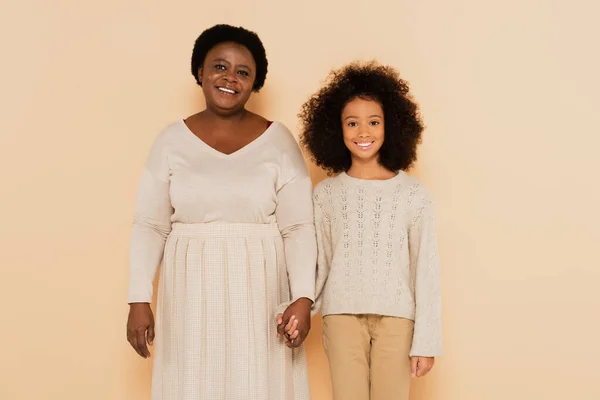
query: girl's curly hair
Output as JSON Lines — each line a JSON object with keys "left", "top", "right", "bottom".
{"left": 299, "top": 61, "right": 424, "bottom": 174}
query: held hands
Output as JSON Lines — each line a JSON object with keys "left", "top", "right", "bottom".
{"left": 411, "top": 356, "right": 435, "bottom": 378}
{"left": 275, "top": 297, "right": 313, "bottom": 348}
{"left": 126, "top": 303, "right": 155, "bottom": 358}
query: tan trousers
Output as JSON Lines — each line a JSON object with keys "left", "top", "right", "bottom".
{"left": 322, "top": 314, "right": 414, "bottom": 400}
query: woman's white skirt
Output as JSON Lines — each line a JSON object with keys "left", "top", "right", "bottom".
{"left": 151, "top": 222, "right": 311, "bottom": 400}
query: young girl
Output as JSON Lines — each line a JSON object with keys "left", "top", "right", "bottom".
{"left": 299, "top": 62, "right": 442, "bottom": 400}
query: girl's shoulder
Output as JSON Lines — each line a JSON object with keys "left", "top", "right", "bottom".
{"left": 397, "top": 171, "right": 433, "bottom": 200}
{"left": 313, "top": 174, "right": 343, "bottom": 198}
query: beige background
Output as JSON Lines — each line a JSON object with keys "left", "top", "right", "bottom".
{"left": 2, "top": 0, "right": 599, "bottom": 399}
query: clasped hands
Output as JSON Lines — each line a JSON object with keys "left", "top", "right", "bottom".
{"left": 275, "top": 297, "right": 313, "bottom": 348}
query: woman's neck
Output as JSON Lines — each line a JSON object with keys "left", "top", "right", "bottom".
{"left": 346, "top": 158, "right": 396, "bottom": 180}
{"left": 200, "top": 107, "right": 249, "bottom": 124}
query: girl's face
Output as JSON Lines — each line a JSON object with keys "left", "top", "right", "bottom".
{"left": 341, "top": 97, "right": 385, "bottom": 165}
{"left": 198, "top": 41, "right": 256, "bottom": 115}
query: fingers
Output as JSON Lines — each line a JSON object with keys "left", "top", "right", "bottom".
{"left": 411, "top": 357, "right": 419, "bottom": 377}
{"left": 291, "top": 328, "right": 308, "bottom": 347}
{"left": 284, "top": 316, "right": 296, "bottom": 334}
{"left": 127, "top": 331, "right": 139, "bottom": 357}
{"left": 277, "top": 314, "right": 297, "bottom": 339}
{"left": 136, "top": 327, "right": 150, "bottom": 358}
{"left": 286, "top": 317, "right": 298, "bottom": 335}
{"left": 276, "top": 304, "right": 311, "bottom": 348}
{"left": 416, "top": 358, "right": 425, "bottom": 377}
{"left": 289, "top": 329, "right": 299, "bottom": 340}
{"left": 418, "top": 358, "right": 434, "bottom": 377}
{"left": 279, "top": 318, "right": 299, "bottom": 345}
{"left": 289, "top": 313, "right": 311, "bottom": 348}
{"left": 289, "top": 321, "right": 309, "bottom": 348}
{"left": 128, "top": 329, "right": 144, "bottom": 358}
{"left": 412, "top": 357, "right": 435, "bottom": 377}
{"left": 276, "top": 314, "right": 286, "bottom": 337}
{"left": 147, "top": 324, "right": 155, "bottom": 346}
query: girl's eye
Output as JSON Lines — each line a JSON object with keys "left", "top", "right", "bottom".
{"left": 237, "top": 70, "right": 249, "bottom": 76}
{"left": 348, "top": 121, "right": 358, "bottom": 127}
{"left": 370, "top": 120, "right": 380, "bottom": 126}
{"left": 215, "top": 64, "right": 226, "bottom": 71}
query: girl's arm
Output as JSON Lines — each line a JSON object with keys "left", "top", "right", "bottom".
{"left": 408, "top": 191, "right": 442, "bottom": 357}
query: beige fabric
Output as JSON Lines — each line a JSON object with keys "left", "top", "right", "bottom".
{"left": 322, "top": 314, "right": 413, "bottom": 400}
{"left": 127, "top": 120, "right": 317, "bottom": 399}
{"left": 313, "top": 172, "right": 442, "bottom": 356}
{"left": 152, "top": 223, "right": 310, "bottom": 400}
{"left": 128, "top": 120, "right": 317, "bottom": 305}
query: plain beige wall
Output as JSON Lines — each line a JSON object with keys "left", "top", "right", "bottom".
{"left": 2, "top": 0, "right": 599, "bottom": 399}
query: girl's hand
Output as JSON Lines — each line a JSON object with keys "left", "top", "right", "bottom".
{"left": 411, "top": 356, "right": 435, "bottom": 377}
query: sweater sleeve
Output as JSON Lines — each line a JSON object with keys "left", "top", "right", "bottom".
{"left": 408, "top": 192, "right": 442, "bottom": 357}
{"left": 274, "top": 142, "right": 317, "bottom": 308}
{"left": 127, "top": 133, "right": 174, "bottom": 304}
{"left": 313, "top": 188, "right": 332, "bottom": 313}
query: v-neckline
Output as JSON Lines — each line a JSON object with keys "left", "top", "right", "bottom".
{"left": 179, "top": 119, "right": 277, "bottom": 159}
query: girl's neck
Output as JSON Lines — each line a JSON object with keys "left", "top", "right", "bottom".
{"left": 346, "top": 158, "right": 397, "bottom": 180}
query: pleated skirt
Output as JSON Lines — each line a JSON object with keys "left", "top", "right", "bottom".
{"left": 151, "top": 222, "right": 311, "bottom": 400}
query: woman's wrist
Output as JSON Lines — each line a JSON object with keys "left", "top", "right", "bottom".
{"left": 294, "top": 297, "right": 314, "bottom": 307}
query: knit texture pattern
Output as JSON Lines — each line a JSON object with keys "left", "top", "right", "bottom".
{"left": 313, "top": 171, "right": 442, "bottom": 357}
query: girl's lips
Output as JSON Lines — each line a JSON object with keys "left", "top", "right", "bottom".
{"left": 355, "top": 141, "right": 374, "bottom": 151}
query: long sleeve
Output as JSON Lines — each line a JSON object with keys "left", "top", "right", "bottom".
{"left": 408, "top": 194, "right": 443, "bottom": 357}
{"left": 274, "top": 144, "right": 317, "bottom": 307}
{"left": 313, "top": 189, "right": 332, "bottom": 313}
{"left": 127, "top": 134, "right": 174, "bottom": 304}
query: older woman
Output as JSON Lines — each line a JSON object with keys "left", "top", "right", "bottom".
{"left": 126, "top": 24, "right": 316, "bottom": 400}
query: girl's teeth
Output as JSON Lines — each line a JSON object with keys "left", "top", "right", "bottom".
{"left": 219, "top": 87, "right": 235, "bottom": 94}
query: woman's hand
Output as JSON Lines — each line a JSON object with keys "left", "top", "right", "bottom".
{"left": 276, "top": 297, "right": 313, "bottom": 348}
{"left": 127, "top": 303, "right": 155, "bottom": 358}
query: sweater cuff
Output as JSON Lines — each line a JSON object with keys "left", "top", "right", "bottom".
{"left": 289, "top": 283, "right": 315, "bottom": 305}
{"left": 291, "top": 293, "right": 315, "bottom": 304}
{"left": 409, "top": 341, "right": 442, "bottom": 357}
{"left": 127, "top": 284, "right": 153, "bottom": 304}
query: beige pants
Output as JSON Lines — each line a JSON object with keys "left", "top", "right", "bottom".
{"left": 322, "top": 314, "right": 414, "bottom": 400}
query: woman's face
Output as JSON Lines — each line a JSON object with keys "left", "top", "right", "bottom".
{"left": 199, "top": 42, "right": 256, "bottom": 115}
{"left": 341, "top": 97, "right": 385, "bottom": 164}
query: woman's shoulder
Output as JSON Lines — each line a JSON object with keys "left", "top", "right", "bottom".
{"left": 142, "top": 120, "right": 187, "bottom": 158}
{"left": 267, "top": 120, "right": 298, "bottom": 148}
{"left": 264, "top": 121, "right": 309, "bottom": 172}
{"left": 150, "top": 119, "right": 188, "bottom": 146}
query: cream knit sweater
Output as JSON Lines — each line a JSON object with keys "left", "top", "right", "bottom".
{"left": 313, "top": 171, "right": 442, "bottom": 357}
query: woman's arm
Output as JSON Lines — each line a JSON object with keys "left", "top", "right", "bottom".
{"left": 126, "top": 132, "right": 173, "bottom": 358}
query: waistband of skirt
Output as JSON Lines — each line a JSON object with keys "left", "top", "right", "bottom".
{"left": 169, "top": 222, "right": 281, "bottom": 238}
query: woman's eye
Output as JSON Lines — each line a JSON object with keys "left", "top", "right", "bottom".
{"left": 215, "top": 64, "right": 226, "bottom": 71}
{"left": 237, "top": 70, "right": 249, "bottom": 76}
